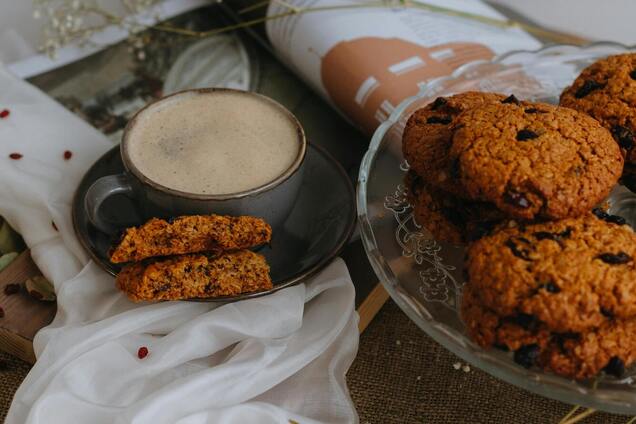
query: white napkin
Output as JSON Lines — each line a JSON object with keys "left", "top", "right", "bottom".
{"left": 0, "top": 64, "right": 360, "bottom": 424}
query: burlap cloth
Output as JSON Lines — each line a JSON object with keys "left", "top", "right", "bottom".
{"left": 0, "top": 300, "right": 631, "bottom": 423}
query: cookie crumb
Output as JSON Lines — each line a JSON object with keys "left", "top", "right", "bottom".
{"left": 453, "top": 362, "right": 462, "bottom": 370}
{"left": 462, "top": 365, "right": 471, "bottom": 373}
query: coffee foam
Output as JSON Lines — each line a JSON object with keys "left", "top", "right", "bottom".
{"left": 127, "top": 91, "right": 300, "bottom": 195}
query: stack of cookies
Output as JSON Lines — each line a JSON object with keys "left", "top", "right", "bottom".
{"left": 402, "top": 55, "right": 636, "bottom": 379}
{"left": 110, "top": 215, "right": 273, "bottom": 302}
{"left": 462, "top": 213, "right": 636, "bottom": 380}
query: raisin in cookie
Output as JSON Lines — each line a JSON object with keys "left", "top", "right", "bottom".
{"left": 116, "top": 250, "right": 272, "bottom": 301}
{"left": 560, "top": 53, "right": 636, "bottom": 165}
{"left": 450, "top": 102, "right": 623, "bottom": 220}
{"left": 110, "top": 215, "right": 272, "bottom": 263}
{"left": 402, "top": 92, "right": 507, "bottom": 197}
{"left": 462, "top": 284, "right": 636, "bottom": 380}
{"left": 466, "top": 212, "right": 636, "bottom": 333}
{"left": 405, "top": 171, "right": 503, "bottom": 244}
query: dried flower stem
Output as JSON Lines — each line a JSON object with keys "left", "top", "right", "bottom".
{"left": 35, "top": 0, "right": 587, "bottom": 56}
{"left": 151, "top": 2, "right": 390, "bottom": 38}
{"left": 237, "top": 0, "right": 271, "bottom": 14}
{"left": 152, "top": 0, "right": 587, "bottom": 45}
{"left": 561, "top": 408, "right": 596, "bottom": 424}
{"left": 558, "top": 405, "right": 580, "bottom": 424}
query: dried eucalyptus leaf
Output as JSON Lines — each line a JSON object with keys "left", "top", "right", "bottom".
{"left": 25, "top": 276, "right": 56, "bottom": 301}
{"left": 0, "top": 252, "right": 18, "bottom": 272}
{"left": 0, "top": 221, "right": 24, "bottom": 255}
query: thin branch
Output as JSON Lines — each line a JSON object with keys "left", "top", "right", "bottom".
{"left": 152, "top": 0, "right": 587, "bottom": 46}
{"left": 561, "top": 408, "right": 596, "bottom": 424}
{"left": 559, "top": 405, "right": 580, "bottom": 424}
{"left": 238, "top": 0, "right": 271, "bottom": 14}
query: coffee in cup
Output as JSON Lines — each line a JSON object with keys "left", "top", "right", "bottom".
{"left": 85, "top": 88, "right": 306, "bottom": 234}
{"left": 127, "top": 90, "right": 301, "bottom": 195}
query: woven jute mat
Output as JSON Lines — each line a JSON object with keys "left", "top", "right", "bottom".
{"left": 0, "top": 301, "right": 631, "bottom": 423}
{"left": 0, "top": 352, "right": 30, "bottom": 422}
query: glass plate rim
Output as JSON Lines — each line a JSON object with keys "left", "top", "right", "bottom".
{"left": 357, "top": 41, "right": 636, "bottom": 414}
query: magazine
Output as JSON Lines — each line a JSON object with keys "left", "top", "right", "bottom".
{"left": 265, "top": 0, "right": 541, "bottom": 134}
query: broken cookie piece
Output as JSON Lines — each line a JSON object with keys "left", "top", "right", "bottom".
{"left": 109, "top": 215, "right": 272, "bottom": 263}
{"left": 116, "top": 250, "right": 272, "bottom": 301}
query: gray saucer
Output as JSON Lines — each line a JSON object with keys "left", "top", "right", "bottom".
{"left": 72, "top": 143, "right": 355, "bottom": 302}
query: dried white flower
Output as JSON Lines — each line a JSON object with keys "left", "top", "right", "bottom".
{"left": 33, "top": 0, "right": 162, "bottom": 57}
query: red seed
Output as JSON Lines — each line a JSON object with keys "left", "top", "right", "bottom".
{"left": 9, "top": 153, "right": 22, "bottom": 160}
{"left": 0, "top": 307, "right": 4, "bottom": 318}
{"left": 0, "top": 109, "right": 9, "bottom": 119}
{"left": 137, "top": 346, "right": 149, "bottom": 359}
{"left": 63, "top": 150, "right": 72, "bottom": 160}
{"left": 4, "top": 283, "right": 20, "bottom": 295}
{"left": 52, "top": 221, "right": 58, "bottom": 231}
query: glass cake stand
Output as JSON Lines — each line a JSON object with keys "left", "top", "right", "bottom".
{"left": 358, "top": 42, "right": 636, "bottom": 414}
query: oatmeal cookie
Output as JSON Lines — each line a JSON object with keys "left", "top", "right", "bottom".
{"left": 116, "top": 250, "right": 272, "bottom": 301}
{"left": 560, "top": 53, "right": 636, "bottom": 165}
{"left": 462, "top": 284, "right": 636, "bottom": 380}
{"left": 466, "top": 213, "right": 636, "bottom": 333}
{"left": 450, "top": 102, "right": 623, "bottom": 220}
{"left": 109, "top": 215, "right": 272, "bottom": 263}
{"left": 402, "top": 92, "right": 507, "bottom": 197}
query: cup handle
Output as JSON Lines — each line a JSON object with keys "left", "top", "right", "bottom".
{"left": 84, "top": 174, "right": 135, "bottom": 235}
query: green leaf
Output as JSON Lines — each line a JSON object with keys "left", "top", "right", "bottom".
{"left": 0, "top": 252, "right": 18, "bottom": 272}
{"left": 0, "top": 221, "right": 25, "bottom": 255}
{"left": 25, "top": 276, "right": 56, "bottom": 301}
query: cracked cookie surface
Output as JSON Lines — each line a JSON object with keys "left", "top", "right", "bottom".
{"left": 402, "top": 92, "right": 507, "bottom": 197}
{"left": 465, "top": 213, "right": 636, "bottom": 333}
{"left": 560, "top": 53, "right": 636, "bottom": 165}
{"left": 450, "top": 102, "right": 623, "bottom": 220}
{"left": 110, "top": 215, "right": 272, "bottom": 263}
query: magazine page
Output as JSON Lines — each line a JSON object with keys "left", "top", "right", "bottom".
{"left": 266, "top": 0, "right": 541, "bottom": 134}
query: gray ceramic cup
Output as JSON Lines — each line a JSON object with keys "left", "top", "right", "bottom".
{"left": 84, "top": 88, "right": 307, "bottom": 234}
